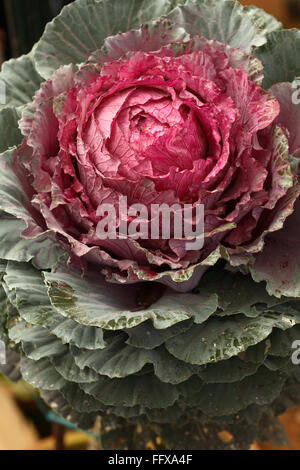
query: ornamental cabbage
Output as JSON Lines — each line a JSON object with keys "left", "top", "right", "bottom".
{"left": 1, "top": 0, "right": 300, "bottom": 450}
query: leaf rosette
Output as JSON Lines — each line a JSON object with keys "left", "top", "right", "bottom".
{"left": 1, "top": 0, "right": 300, "bottom": 449}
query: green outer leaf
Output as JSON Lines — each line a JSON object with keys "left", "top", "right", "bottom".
{"left": 3, "top": 262, "right": 106, "bottom": 351}
{"left": 9, "top": 322, "right": 67, "bottom": 361}
{"left": 255, "top": 29, "right": 300, "bottom": 88}
{"left": 268, "top": 325, "right": 300, "bottom": 357}
{"left": 33, "top": 0, "right": 178, "bottom": 79}
{"left": 51, "top": 321, "right": 106, "bottom": 351}
{"left": 167, "top": 0, "right": 278, "bottom": 53}
{"left": 125, "top": 319, "right": 193, "bottom": 350}
{"left": 72, "top": 339, "right": 194, "bottom": 384}
{"left": 191, "top": 367, "right": 287, "bottom": 416}
{"left": 44, "top": 268, "right": 218, "bottom": 330}
{"left": 59, "top": 382, "right": 106, "bottom": 413}
{"left": 0, "top": 214, "right": 65, "bottom": 270}
{"left": 2, "top": 265, "right": 296, "bottom": 430}
{"left": 77, "top": 364, "right": 285, "bottom": 413}
{"left": 197, "top": 357, "right": 259, "bottom": 384}
{"left": 198, "top": 268, "right": 281, "bottom": 317}
{"left": 0, "top": 54, "right": 43, "bottom": 108}
{"left": 264, "top": 356, "right": 291, "bottom": 371}
{"left": 21, "top": 356, "right": 67, "bottom": 390}
{"left": 0, "top": 148, "right": 42, "bottom": 234}
{"left": 80, "top": 374, "right": 181, "bottom": 408}
{"left": 3, "top": 262, "right": 65, "bottom": 339}
{"left": 243, "top": 5, "right": 282, "bottom": 44}
{"left": 52, "top": 351, "right": 99, "bottom": 384}
{"left": 165, "top": 312, "right": 300, "bottom": 366}
{"left": 0, "top": 108, "right": 22, "bottom": 153}
{"left": 8, "top": 320, "right": 101, "bottom": 384}
{"left": 243, "top": 340, "right": 270, "bottom": 364}
{"left": 0, "top": 148, "right": 67, "bottom": 271}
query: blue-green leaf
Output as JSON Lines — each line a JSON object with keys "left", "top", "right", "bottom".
{"left": 34, "top": 0, "right": 179, "bottom": 79}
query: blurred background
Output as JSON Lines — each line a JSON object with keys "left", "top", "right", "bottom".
{"left": 0, "top": 1, "right": 72, "bottom": 61}
{"left": 1, "top": 0, "right": 300, "bottom": 451}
